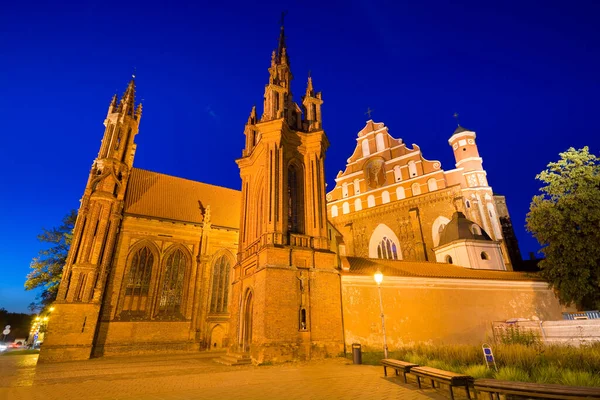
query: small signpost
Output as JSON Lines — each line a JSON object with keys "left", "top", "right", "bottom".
{"left": 2, "top": 325, "right": 10, "bottom": 341}
{"left": 482, "top": 343, "right": 498, "bottom": 371}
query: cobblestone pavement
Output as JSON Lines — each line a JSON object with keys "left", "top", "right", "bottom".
{"left": 0, "top": 353, "right": 448, "bottom": 400}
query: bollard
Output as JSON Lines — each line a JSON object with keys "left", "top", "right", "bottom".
{"left": 352, "top": 343, "right": 362, "bottom": 364}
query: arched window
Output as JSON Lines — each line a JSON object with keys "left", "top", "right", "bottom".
{"left": 354, "top": 198, "right": 362, "bottom": 211}
{"left": 210, "top": 255, "right": 231, "bottom": 313}
{"left": 353, "top": 179, "right": 360, "bottom": 195}
{"left": 368, "top": 224, "right": 403, "bottom": 260}
{"left": 287, "top": 165, "right": 304, "bottom": 233}
{"left": 377, "top": 236, "right": 399, "bottom": 260}
{"left": 481, "top": 252, "right": 489, "bottom": 260}
{"left": 121, "top": 246, "right": 154, "bottom": 317}
{"left": 342, "top": 202, "right": 350, "bottom": 214}
{"left": 446, "top": 255, "right": 453, "bottom": 264}
{"left": 396, "top": 186, "right": 405, "bottom": 200}
{"left": 466, "top": 200, "right": 471, "bottom": 208}
{"left": 367, "top": 195, "right": 376, "bottom": 208}
{"left": 159, "top": 249, "right": 186, "bottom": 316}
{"left": 393, "top": 165, "right": 402, "bottom": 182}
{"left": 408, "top": 161, "right": 418, "bottom": 177}
{"left": 382, "top": 191, "right": 390, "bottom": 204}
{"left": 342, "top": 182, "right": 349, "bottom": 198}
{"left": 427, "top": 178, "right": 438, "bottom": 192}
{"left": 331, "top": 205, "right": 338, "bottom": 217}
{"left": 412, "top": 182, "right": 421, "bottom": 196}
{"left": 361, "top": 139, "right": 370, "bottom": 157}
{"left": 375, "top": 133, "right": 385, "bottom": 152}
{"left": 471, "top": 224, "right": 482, "bottom": 235}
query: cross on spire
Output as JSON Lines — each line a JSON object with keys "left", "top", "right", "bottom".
{"left": 280, "top": 10, "right": 287, "bottom": 26}
{"left": 365, "top": 107, "right": 374, "bottom": 119}
{"left": 453, "top": 112, "right": 460, "bottom": 126}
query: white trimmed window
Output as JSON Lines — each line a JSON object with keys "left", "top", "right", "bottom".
{"left": 376, "top": 133, "right": 385, "bottom": 152}
{"left": 342, "top": 182, "right": 349, "bottom": 198}
{"left": 353, "top": 179, "right": 360, "bottom": 194}
{"left": 367, "top": 195, "right": 375, "bottom": 208}
{"left": 427, "top": 178, "right": 438, "bottom": 192}
{"left": 396, "top": 186, "right": 405, "bottom": 200}
{"left": 368, "top": 223, "right": 402, "bottom": 260}
{"left": 342, "top": 202, "right": 350, "bottom": 214}
{"left": 412, "top": 182, "right": 421, "bottom": 196}
{"left": 408, "top": 161, "right": 418, "bottom": 177}
{"left": 393, "top": 165, "right": 402, "bottom": 182}
{"left": 331, "top": 205, "right": 338, "bottom": 217}
{"left": 361, "top": 139, "right": 370, "bottom": 157}
{"left": 382, "top": 191, "right": 390, "bottom": 204}
{"left": 354, "top": 198, "right": 362, "bottom": 211}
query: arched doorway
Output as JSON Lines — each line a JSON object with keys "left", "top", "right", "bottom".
{"left": 241, "top": 292, "right": 253, "bottom": 353}
{"left": 209, "top": 324, "right": 224, "bottom": 350}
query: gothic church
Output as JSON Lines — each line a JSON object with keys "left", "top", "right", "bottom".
{"left": 40, "top": 22, "right": 565, "bottom": 363}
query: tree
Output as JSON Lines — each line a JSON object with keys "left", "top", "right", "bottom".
{"left": 25, "top": 210, "right": 76, "bottom": 308}
{"left": 526, "top": 147, "right": 600, "bottom": 310}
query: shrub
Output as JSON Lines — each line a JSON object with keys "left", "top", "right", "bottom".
{"left": 559, "top": 369, "right": 600, "bottom": 387}
{"left": 496, "top": 325, "right": 540, "bottom": 346}
{"left": 461, "top": 364, "right": 494, "bottom": 379}
{"left": 494, "top": 366, "right": 531, "bottom": 382}
{"left": 532, "top": 365, "right": 561, "bottom": 384}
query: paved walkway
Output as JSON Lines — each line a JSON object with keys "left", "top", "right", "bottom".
{"left": 0, "top": 353, "right": 447, "bottom": 400}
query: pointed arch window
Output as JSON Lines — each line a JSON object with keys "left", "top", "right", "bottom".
{"left": 427, "top": 178, "right": 438, "bottom": 192}
{"left": 377, "top": 236, "right": 399, "bottom": 260}
{"left": 331, "top": 205, "right": 338, "bottom": 218}
{"left": 396, "top": 186, "right": 405, "bottom": 200}
{"left": 367, "top": 195, "right": 376, "bottom": 208}
{"left": 210, "top": 255, "right": 231, "bottom": 314}
{"left": 382, "top": 191, "right": 391, "bottom": 204}
{"left": 361, "top": 139, "right": 370, "bottom": 157}
{"left": 287, "top": 165, "right": 304, "bottom": 234}
{"left": 158, "top": 249, "right": 186, "bottom": 316}
{"left": 342, "top": 202, "right": 350, "bottom": 214}
{"left": 121, "top": 246, "right": 154, "bottom": 318}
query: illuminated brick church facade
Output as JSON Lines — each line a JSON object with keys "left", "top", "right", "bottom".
{"left": 40, "top": 22, "right": 564, "bottom": 363}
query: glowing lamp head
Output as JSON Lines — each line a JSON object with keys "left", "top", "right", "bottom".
{"left": 374, "top": 269, "right": 383, "bottom": 285}
{"left": 49, "top": 306, "right": 55, "bottom": 312}
{"left": 35, "top": 317, "right": 40, "bottom": 321}
{"left": 43, "top": 317, "right": 49, "bottom": 322}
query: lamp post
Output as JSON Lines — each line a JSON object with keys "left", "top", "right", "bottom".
{"left": 374, "top": 269, "right": 389, "bottom": 359}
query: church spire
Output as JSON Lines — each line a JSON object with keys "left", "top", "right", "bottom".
{"left": 302, "top": 73, "right": 323, "bottom": 132}
{"left": 276, "top": 11, "right": 288, "bottom": 64}
{"left": 118, "top": 76, "right": 136, "bottom": 115}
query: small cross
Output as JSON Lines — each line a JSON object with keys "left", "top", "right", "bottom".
{"left": 453, "top": 112, "right": 460, "bottom": 126}
{"left": 365, "top": 107, "right": 374, "bottom": 119}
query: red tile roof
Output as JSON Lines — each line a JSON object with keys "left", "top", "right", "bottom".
{"left": 124, "top": 168, "right": 241, "bottom": 228}
{"left": 341, "top": 256, "right": 542, "bottom": 281}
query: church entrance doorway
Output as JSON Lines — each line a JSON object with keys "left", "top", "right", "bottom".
{"left": 241, "top": 292, "right": 253, "bottom": 353}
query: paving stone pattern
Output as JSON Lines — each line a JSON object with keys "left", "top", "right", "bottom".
{"left": 0, "top": 353, "right": 446, "bottom": 400}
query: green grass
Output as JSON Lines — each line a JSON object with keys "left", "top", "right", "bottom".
{"left": 1, "top": 349, "right": 39, "bottom": 356}
{"left": 351, "top": 342, "right": 600, "bottom": 386}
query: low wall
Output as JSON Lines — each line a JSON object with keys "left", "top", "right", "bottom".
{"left": 341, "top": 275, "right": 566, "bottom": 351}
{"left": 493, "top": 320, "right": 600, "bottom": 346}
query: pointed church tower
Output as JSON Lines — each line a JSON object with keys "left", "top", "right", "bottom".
{"left": 231, "top": 18, "right": 343, "bottom": 363}
{"left": 39, "top": 77, "right": 142, "bottom": 362}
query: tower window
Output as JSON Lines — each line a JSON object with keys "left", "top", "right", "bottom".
{"left": 481, "top": 252, "right": 489, "bottom": 260}
{"left": 446, "top": 255, "right": 453, "bottom": 264}
{"left": 287, "top": 165, "right": 304, "bottom": 233}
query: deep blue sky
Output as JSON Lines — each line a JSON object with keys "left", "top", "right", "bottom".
{"left": 1, "top": 1, "right": 599, "bottom": 312}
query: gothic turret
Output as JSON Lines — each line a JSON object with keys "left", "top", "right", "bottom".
{"left": 40, "top": 77, "right": 143, "bottom": 362}
{"left": 302, "top": 75, "right": 323, "bottom": 131}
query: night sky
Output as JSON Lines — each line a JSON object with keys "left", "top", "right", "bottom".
{"left": 1, "top": 1, "right": 599, "bottom": 313}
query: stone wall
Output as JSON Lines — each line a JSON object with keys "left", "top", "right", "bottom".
{"left": 340, "top": 275, "right": 565, "bottom": 351}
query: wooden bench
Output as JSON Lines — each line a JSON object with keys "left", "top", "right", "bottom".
{"left": 474, "top": 378, "right": 600, "bottom": 400}
{"left": 410, "top": 366, "right": 472, "bottom": 400}
{"left": 381, "top": 359, "right": 419, "bottom": 383}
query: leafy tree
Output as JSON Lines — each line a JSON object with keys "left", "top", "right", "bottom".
{"left": 526, "top": 147, "right": 600, "bottom": 310}
{"left": 25, "top": 210, "right": 76, "bottom": 308}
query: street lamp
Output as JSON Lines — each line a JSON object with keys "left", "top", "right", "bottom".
{"left": 373, "top": 269, "right": 389, "bottom": 359}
